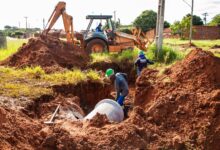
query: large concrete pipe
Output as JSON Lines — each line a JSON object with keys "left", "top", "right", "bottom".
{"left": 84, "top": 99, "right": 124, "bottom": 122}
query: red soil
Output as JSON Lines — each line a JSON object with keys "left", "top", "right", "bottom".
{"left": 0, "top": 36, "right": 89, "bottom": 72}
{"left": 135, "top": 48, "right": 220, "bottom": 149}
{"left": 1, "top": 48, "right": 220, "bottom": 149}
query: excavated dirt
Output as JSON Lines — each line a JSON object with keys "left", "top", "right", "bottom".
{"left": 1, "top": 48, "right": 220, "bottom": 149}
{"left": 0, "top": 36, "right": 89, "bottom": 72}
{"left": 0, "top": 106, "right": 43, "bottom": 149}
{"left": 135, "top": 48, "right": 220, "bottom": 149}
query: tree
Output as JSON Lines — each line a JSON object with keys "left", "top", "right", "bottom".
{"left": 164, "top": 21, "right": 170, "bottom": 28}
{"left": 185, "top": 14, "right": 203, "bottom": 25}
{"left": 133, "top": 10, "right": 157, "bottom": 32}
{"left": 170, "top": 14, "right": 203, "bottom": 39}
{"left": 209, "top": 14, "right": 220, "bottom": 26}
{"left": 170, "top": 21, "right": 182, "bottom": 35}
{"left": 133, "top": 10, "right": 170, "bottom": 32}
{"left": 4, "top": 25, "right": 12, "bottom": 30}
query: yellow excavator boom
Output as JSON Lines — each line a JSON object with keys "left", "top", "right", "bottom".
{"left": 43, "top": 1, "right": 75, "bottom": 44}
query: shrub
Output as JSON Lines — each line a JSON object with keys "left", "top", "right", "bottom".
{"left": 147, "top": 44, "right": 184, "bottom": 64}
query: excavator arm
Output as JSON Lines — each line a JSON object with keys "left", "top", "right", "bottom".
{"left": 43, "top": 1, "right": 75, "bottom": 44}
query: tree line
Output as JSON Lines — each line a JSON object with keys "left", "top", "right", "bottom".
{"left": 119, "top": 10, "right": 220, "bottom": 36}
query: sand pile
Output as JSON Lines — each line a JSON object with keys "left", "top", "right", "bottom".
{"left": 0, "top": 36, "right": 89, "bottom": 71}
{"left": 135, "top": 48, "right": 220, "bottom": 149}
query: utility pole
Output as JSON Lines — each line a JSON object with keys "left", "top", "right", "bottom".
{"left": 113, "top": 11, "right": 116, "bottom": 23}
{"left": 202, "top": 12, "right": 208, "bottom": 25}
{"left": 113, "top": 11, "right": 116, "bottom": 29}
{"left": 43, "top": 18, "right": 45, "bottom": 29}
{"left": 24, "top": 16, "right": 28, "bottom": 30}
{"left": 155, "top": 0, "right": 165, "bottom": 58}
{"left": 182, "top": 0, "right": 194, "bottom": 46}
{"left": 189, "top": 0, "right": 194, "bottom": 45}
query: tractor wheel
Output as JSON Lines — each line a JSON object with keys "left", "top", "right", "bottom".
{"left": 85, "top": 39, "right": 108, "bottom": 54}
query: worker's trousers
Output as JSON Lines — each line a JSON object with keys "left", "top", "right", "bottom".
{"left": 116, "top": 95, "right": 125, "bottom": 106}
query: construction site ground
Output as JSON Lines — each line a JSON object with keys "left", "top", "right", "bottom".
{"left": 0, "top": 37, "right": 220, "bottom": 149}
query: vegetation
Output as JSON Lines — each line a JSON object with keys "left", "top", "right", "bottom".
{"left": 0, "top": 66, "right": 102, "bottom": 98}
{"left": 133, "top": 10, "right": 170, "bottom": 32}
{"left": 3, "top": 25, "right": 40, "bottom": 38}
{"left": 170, "top": 14, "right": 203, "bottom": 39}
{"left": 209, "top": 14, "right": 220, "bottom": 26}
{"left": 164, "top": 39, "right": 220, "bottom": 50}
{"left": 0, "top": 38, "right": 27, "bottom": 61}
{"left": 91, "top": 48, "right": 139, "bottom": 63}
{"left": 147, "top": 44, "right": 185, "bottom": 64}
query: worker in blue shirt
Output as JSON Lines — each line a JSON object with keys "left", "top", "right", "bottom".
{"left": 105, "top": 68, "right": 129, "bottom": 106}
{"left": 135, "top": 50, "right": 154, "bottom": 76}
{"left": 96, "top": 23, "right": 103, "bottom": 32}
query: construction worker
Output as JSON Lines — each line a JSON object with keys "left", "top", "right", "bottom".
{"left": 95, "top": 23, "right": 103, "bottom": 32}
{"left": 135, "top": 50, "right": 154, "bottom": 76}
{"left": 105, "top": 68, "right": 129, "bottom": 106}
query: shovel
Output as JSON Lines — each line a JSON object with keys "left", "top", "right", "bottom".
{"left": 44, "top": 104, "right": 61, "bottom": 124}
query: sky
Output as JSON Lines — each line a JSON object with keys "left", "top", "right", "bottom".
{"left": 0, "top": 0, "right": 219, "bottom": 31}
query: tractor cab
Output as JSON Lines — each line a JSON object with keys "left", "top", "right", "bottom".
{"left": 81, "top": 15, "right": 147, "bottom": 54}
{"left": 83, "top": 15, "right": 116, "bottom": 53}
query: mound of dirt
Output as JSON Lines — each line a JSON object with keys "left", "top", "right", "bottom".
{"left": 0, "top": 36, "right": 89, "bottom": 71}
{"left": 135, "top": 48, "right": 220, "bottom": 149}
{"left": 0, "top": 106, "right": 43, "bottom": 149}
{"left": 40, "top": 106, "right": 157, "bottom": 149}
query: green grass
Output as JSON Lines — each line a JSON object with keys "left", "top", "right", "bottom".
{"left": 91, "top": 48, "right": 139, "bottom": 63}
{"left": 0, "top": 38, "right": 27, "bottom": 61}
{"left": 0, "top": 66, "right": 102, "bottom": 98}
{"left": 147, "top": 44, "right": 185, "bottom": 64}
{"left": 192, "top": 40, "right": 220, "bottom": 50}
{"left": 164, "top": 38, "right": 220, "bottom": 50}
{"left": 164, "top": 39, "right": 189, "bottom": 45}
{"left": 214, "top": 53, "right": 220, "bottom": 58}
{"left": 91, "top": 53, "right": 112, "bottom": 63}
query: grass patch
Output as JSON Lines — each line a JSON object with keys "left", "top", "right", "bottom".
{"left": 91, "top": 53, "right": 112, "bottom": 63}
{"left": 0, "top": 66, "right": 102, "bottom": 98}
{"left": 91, "top": 48, "right": 139, "bottom": 63}
{"left": 214, "top": 53, "right": 220, "bottom": 58}
{"left": 164, "top": 38, "right": 220, "bottom": 50}
{"left": 0, "top": 38, "right": 27, "bottom": 61}
{"left": 147, "top": 44, "right": 185, "bottom": 64}
{"left": 164, "top": 39, "right": 189, "bottom": 45}
{"left": 0, "top": 82, "right": 52, "bottom": 98}
{"left": 192, "top": 40, "right": 220, "bottom": 50}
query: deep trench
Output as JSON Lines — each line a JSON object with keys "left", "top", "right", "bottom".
{"left": 23, "top": 61, "right": 136, "bottom": 120}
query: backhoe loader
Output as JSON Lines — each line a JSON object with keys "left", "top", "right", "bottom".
{"left": 43, "top": 1, "right": 152, "bottom": 53}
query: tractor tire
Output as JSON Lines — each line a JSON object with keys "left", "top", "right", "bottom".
{"left": 85, "top": 39, "right": 108, "bottom": 54}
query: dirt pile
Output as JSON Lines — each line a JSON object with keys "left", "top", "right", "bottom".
{"left": 40, "top": 106, "right": 157, "bottom": 149}
{"left": 0, "top": 36, "right": 89, "bottom": 71}
{"left": 0, "top": 106, "right": 43, "bottom": 149}
{"left": 135, "top": 48, "right": 220, "bottom": 149}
